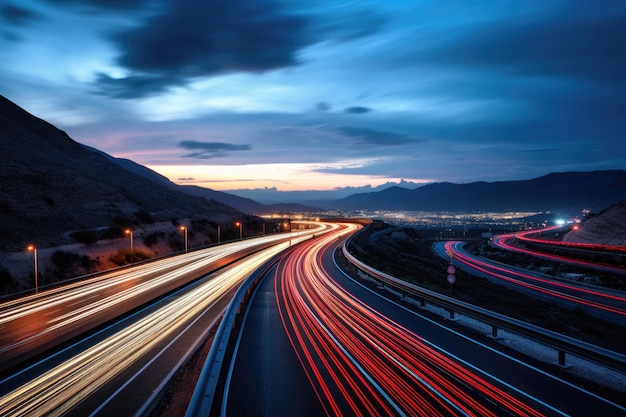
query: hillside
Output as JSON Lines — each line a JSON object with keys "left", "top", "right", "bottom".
{"left": 562, "top": 200, "right": 626, "bottom": 246}
{"left": 0, "top": 95, "right": 249, "bottom": 250}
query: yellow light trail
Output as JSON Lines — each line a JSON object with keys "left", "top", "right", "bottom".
{"left": 0, "top": 227, "right": 326, "bottom": 416}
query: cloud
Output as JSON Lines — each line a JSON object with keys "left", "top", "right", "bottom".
{"left": 337, "top": 127, "right": 418, "bottom": 146}
{"left": 178, "top": 140, "right": 251, "bottom": 159}
{"left": 1, "top": 3, "right": 42, "bottom": 27}
{"left": 345, "top": 106, "right": 371, "bottom": 114}
{"left": 316, "top": 102, "right": 331, "bottom": 112}
{"left": 44, "top": 0, "right": 149, "bottom": 11}
{"left": 95, "top": 0, "right": 310, "bottom": 98}
{"left": 308, "top": 5, "right": 389, "bottom": 42}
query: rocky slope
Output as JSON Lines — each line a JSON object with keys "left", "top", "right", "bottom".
{"left": 0, "top": 94, "right": 249, "bottom": 250}
{"left": 562, "top": 200, "right": 626, "bottom": 246}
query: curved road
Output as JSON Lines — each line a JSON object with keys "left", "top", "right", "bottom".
{"left": 221, "top": 225, "right": 626, "bottom": 416}
{"left": 436, "top": 241, "right": 626, "bottom": 326}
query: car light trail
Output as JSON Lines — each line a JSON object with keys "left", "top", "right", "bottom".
{"left": 275, "top": 225, "right": 546, "bottom": 416}
{"left": 444, "top": 241, "right": 626, "bottom": 318}
{"left": 0, "top": 241, "right": 293, "bottom": 417}
{"left": 491, "top": 228, "right": 626, "bottom": 274}
{"left": 0, "top": 227, "right": 325, "bottom": 371}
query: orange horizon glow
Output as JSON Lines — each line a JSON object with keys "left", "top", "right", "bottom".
{"left": 147, "top": 163, "right": 432, "bottom": 192}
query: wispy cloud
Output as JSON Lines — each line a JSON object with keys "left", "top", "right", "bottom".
{"left": 178, "top": 140, "right": 251, "bottom": 159}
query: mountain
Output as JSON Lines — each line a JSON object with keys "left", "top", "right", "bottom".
{"left": 316, "top": 170, "right": 626, "bottom": 214}
{"left": 88, "top": 149, "right": 324, "bottom": 215}
{"left": 0, "top": 95, "right": 250, "bottom": 250}
{"left": 222, "top": 179, "right": 422, "bottom": 204}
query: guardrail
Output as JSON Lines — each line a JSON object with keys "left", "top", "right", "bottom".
{"left": 185, "top": 252, "right": 286, "bottom": 417}
{"left": 342, "top": 241, "right": 626, "bottom": 374}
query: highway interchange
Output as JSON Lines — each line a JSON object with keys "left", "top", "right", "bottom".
{"left": 1, "top": 222, "right": 625, "bottom": 416}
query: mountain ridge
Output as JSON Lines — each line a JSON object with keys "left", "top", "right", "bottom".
{"left": 313, "top": 170, "right": 626, "bottom": 214}
{"left": 0, "top": 95, "right": 250, "bottom": 250}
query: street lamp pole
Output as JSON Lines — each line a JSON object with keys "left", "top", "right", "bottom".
{"left": 27, "top": 245, "right": 38, "bottom": 293}
{"left": 217, "top": 224, "right": 221, "bottom": 244}
{"left": 180, "top": 226, "right": 188, "bottom": 253}
{"left": 125, "top": 229, "right": 133, "bottom": 264}
{"left": 236, "top": 222, "right": 242, "bottom": 240}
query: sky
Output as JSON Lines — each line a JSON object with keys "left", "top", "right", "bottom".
{"left": 1, "top": 0, "right": 625, "bottom": 196}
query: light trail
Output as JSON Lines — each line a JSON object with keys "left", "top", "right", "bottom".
{"left": 0, "top": 234, "right": 291, "bottom": 322}
{"left": 445, "top": 241, "right": 626, "bottom": 318}
{"left": 0, "top": 241, "right": 295, "bottom": 417}
{"left": 512, "top": 227, "right": 626, "bottom": 254}
{"left": 490, "top": 228, "right": 626, "bottom": 274}
{"left": 0, "top": 229, "right": 324, "bottom": 369}
{"left": 275, "top": 225, "right": 546, "bottom": 416}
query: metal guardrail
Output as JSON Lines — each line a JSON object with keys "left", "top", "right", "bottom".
{"left": 185, "top": 252, "right": 286, "bottom": 417}
{"left": 342, "top": 242, "right": 626, "bottom": 374}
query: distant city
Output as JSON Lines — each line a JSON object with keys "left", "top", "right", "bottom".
{"left": 260, "top": 209, "right": 578, "bottom": 231}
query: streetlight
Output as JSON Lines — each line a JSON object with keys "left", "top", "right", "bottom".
{"left": 235, "top": 222, "right": 242, "bottom": 240}
{"left": 180, "top": 226, "right": 188, "bottom": 253}
{"left": 217, "top": 224, "right": 221, "bottom": 244}
{"left": 27, "top": 245, "right": 38, "bottom": 293}
{"left": 125, "top": 229, "right": 133, "bottom": 264}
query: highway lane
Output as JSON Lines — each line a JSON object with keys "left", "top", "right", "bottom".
{"left": 491, "top": 228, "right": 626, "bottom": 275}
{"left": 0, "top": 229, "right": 330, "bottom": 416}
{"left": 436, "top": 241, "right": 626, "bottom": 325}
{"left": 0, "top": 231, "right": 308, "bottom": 374}
{"left": 223, "top": 224, "right": 626, "bottom": 416}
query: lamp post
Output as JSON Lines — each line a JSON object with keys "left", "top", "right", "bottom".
{"left": 27, "top": 245, "right": 38, "bottom": 293}
{"left": 125, "top": 229, "right": 133, "bottom": 264}
{"left": 180, "top": 226, "right": 188, "bottom": 253}
{"left": 217, "top": 224, "right": 221, "bottom": 244}
{"left": 235, "top": 222, "right": 242, "bottom": 240}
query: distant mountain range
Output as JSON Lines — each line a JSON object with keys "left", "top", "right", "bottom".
{"left": 86, "top": 145, "right": 325, "bottom": 215}
{"left": 307, "top": 170, "right": 626, "bottom": 214}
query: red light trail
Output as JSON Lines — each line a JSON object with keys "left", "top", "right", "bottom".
{"left": 275, "top": 226, "right": 546, "bottom": 416}
{"left": 444, "top": 241, "right": 626, "bottom": 318}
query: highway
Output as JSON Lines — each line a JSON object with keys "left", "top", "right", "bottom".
{"left": 218, "top": 224, "right": 626, "bottom": 416}
{"left": 0, "top": 224, "right": 328, "bottom": 416}
{"left": 0, "top": 232, "right": 302, "bottom": 373}
{"left": 436, "top": 240, "right": 626, "bottom": 325}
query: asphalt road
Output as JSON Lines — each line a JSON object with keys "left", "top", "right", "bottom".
{"left": 223, "top": 226, "right": 626, "bottom": 416}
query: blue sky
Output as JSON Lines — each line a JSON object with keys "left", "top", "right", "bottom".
{"left": 1, "top": 0, "right": 625, "bottom": 193}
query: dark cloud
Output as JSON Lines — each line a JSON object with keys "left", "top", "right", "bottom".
{"left": 96, "top": 0, "right": 309, "bottom": 98}
{"left": 345, "top": 106, "right": 371, "bottom": 114}
{"left": 316, "top": 102, "right": 331, "bottom": 112}
{"left": 338, "top": 127, "right": 418, "bottom": 146}
{"left": 45, "top": 0, "right": 149, "bottom": 11}
{"left": 178, "top": 140, "right": 251, "bottom": 159}
{"left": 94, "top": 73, "right": 187, "bottom": 98}
{"left": 1, "top": 3, "right": 42, "bottom": 26}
